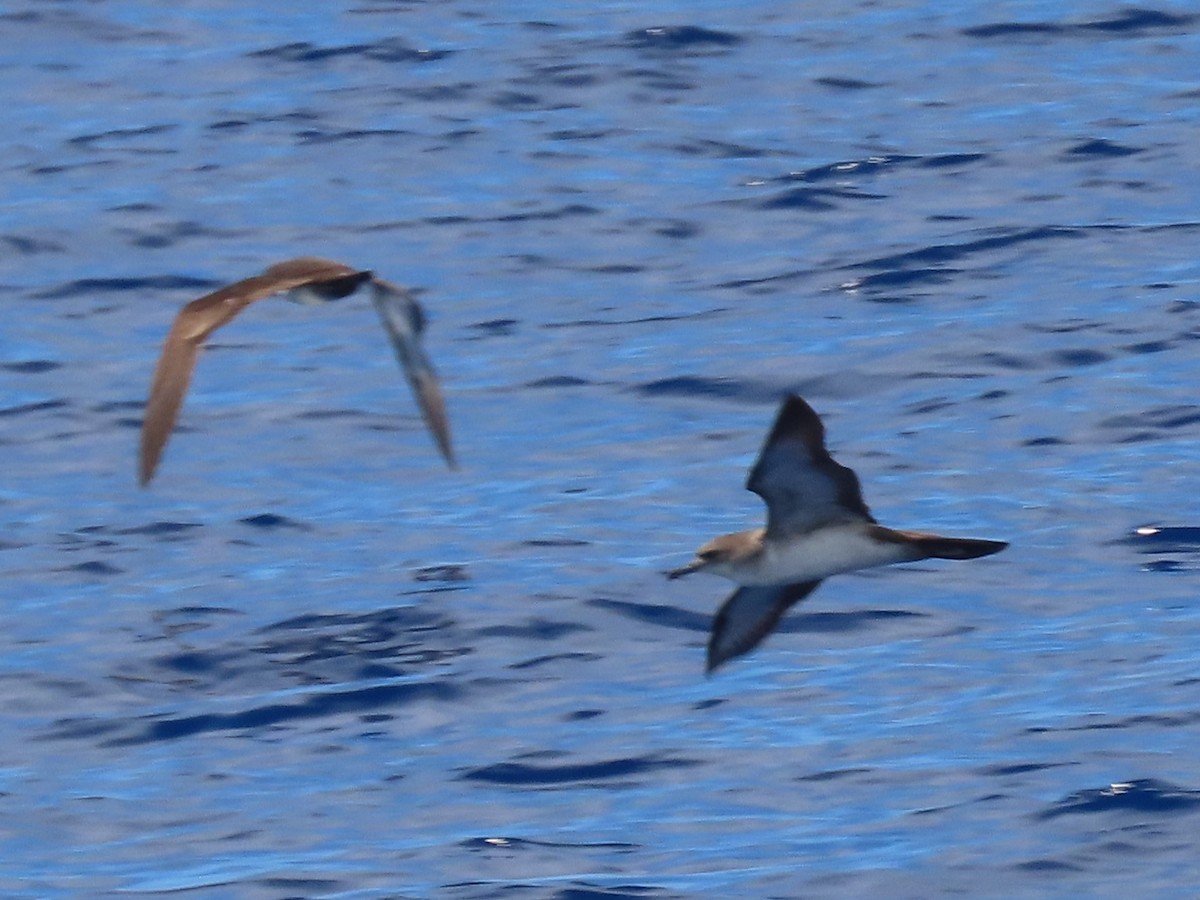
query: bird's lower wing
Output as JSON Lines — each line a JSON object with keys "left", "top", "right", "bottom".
{"left": 370, "top": 278, "right": 455, "bottom": 468}
{"left": 139, "top": 327, "right": 203, "bottom": 486}
{"left": 707, "top": 581, "right": 823, "bottom": 673}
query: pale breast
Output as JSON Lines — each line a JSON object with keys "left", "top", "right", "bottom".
{"left": 739, "top": 524, "right": 918, "bottom": 585}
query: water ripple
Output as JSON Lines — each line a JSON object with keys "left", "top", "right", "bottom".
{"left": 1038, "top": 779, "right": 1200, "bottom": 819}
{"left": 964, "top": 8, "right": 1195, "bottom": 39}
{"left": 462, "top": 755, "right": 699, "bottom": 787}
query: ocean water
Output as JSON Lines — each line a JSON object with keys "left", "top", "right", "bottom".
{"left": 3, "top": 1, "right": 1200, "bottom": 896}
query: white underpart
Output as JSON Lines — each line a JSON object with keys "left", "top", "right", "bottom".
{"left": 722, "top": 524, "right": 917, "bottom": 586}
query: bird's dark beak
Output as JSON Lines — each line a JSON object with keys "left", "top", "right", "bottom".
{"left": 666, "top": 557, "right": 706, "bottom": 580}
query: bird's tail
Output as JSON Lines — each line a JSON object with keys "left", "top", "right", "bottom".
{"left": 903, "top": 532, "right": 1008, "bottom": 560}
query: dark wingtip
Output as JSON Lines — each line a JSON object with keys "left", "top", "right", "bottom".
{"left": 752, "top": 393, "right": 828, "bottom": 467}
{"left": 705, "top": 622, "right": 732, "bottom": 674}
{"left": 780, "top": 393, "right": 816, "bottom": 414}
{"left": 705, "top": 637, "right": 732, "bottom": 675}
{"left": 910, "top": 534, "right": 1009, "bottom": 560}
{"left": 959, "top": 537, "right": 1008, "bottom": 559}
{"left": 138, "top": 430, "right": 159, "bottom": 488}
{"left": 433, "top": 426, "right": 457, "bottom": 471}
{"left": 774, "top": 393, "right": 824, "bottom": 440}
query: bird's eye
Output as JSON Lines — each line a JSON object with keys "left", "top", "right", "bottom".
{"left": 698, "top": 549, "right": 718, "bottom": 561}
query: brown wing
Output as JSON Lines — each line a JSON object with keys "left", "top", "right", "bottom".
{"left": 262, "top": 257, "right": 359, "bottom": 282}
{"left": 369, "top": 277, "right": 455, "bottom": 468}
{"left": 746, "top": 395, "right": 874, "bottom": 537}
{"left": 707, "top": 581, "right": 823, "bottom": 673}
{"left": 138, "top": 258, "right": 367, "bottom": 485}
{"left": 262, "top": 258, "right": 369, "bottom": 301}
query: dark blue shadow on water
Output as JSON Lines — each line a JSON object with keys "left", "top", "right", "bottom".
{"left": 846, "top": 226, "right": 1080, "bottom": 275}
{"left": 447, "top": 881, "right": 668, "bottom": 900}
{"left": 963, "top": 9, "right": 1195, "bottom": 39}
{"left": 1038, "top": 778, "right": 1200, "bottom": 819}
{"left": 107, "top": 681, "right": 460, "bottom": 746}
{"left": 35, "top": 275, "right": 215, "bottom": 299}
{"left": 634, "top": 375, "right": 778, "bottom": 402}
{"left": 1, "top": 359, "right": 60, "bottom": 373}
{"left": 766, "top": 153, "right": 987, "bottom": 185}
{"left": 460, "top": 836, "right": 638, "bottom": 852}
{"left": 0, "top": 399, "right": 68, "bottom": 418}
{"left": 249, "top": 37, "right": 452, "bottom": 64}
{"left": 756, "top": 186, "right": 884, "bottom": 211}
{"left": 589, "top": 598, "right": 711, "bottom": 633}
{"left": 461, "top": 754, "right": 699, "bottom": 787}
{"left": 475, "top": 618, "right": 592, "bottom": 640}
{"left": 508, "top": 652, "right": 602, "bottom": 671}
{"left": 1123, "top": 525, "right": 1200, "bottom": 554}
{"left": 239, "top": 512, "right": 312, "bottom": 531}
{"left": 112, "top": 521, "right": 203, "bottom": 537}
{"left": 1064, "top": 138, "right": 1143, "bottom": 158}
{"left": 553, "top": 887, "right": 666, "bottom": 900}
{"left": 623, "top": 25, "right": 743, "bottom": 51}
{"left": 592, "top": 597, "right": 924, "bottom": 635}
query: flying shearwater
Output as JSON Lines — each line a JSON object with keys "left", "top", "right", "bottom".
{"left": 668, "top": 395, "right": 1006, "bottom": 673}
{"left": 138, "top": 256, "right": 454, "bottom": 486}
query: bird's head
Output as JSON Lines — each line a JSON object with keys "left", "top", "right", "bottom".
{"left": 287, "top": 270, "right": 373, "bottom": 306}
{"left": 666, "top": 530, "right": 763, "bottom": 579}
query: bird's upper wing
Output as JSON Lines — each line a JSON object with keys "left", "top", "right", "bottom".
{"left": 138, "top": 259, "right": 368, "bottom": 485}
{"left": 707, "top": 581, "right": 823, "bottom": 672}
{"left": 261, "top": 257, "right": 360, "bottom": 284}
{"left": 369, "top": 277, "right": 456, "bottom": 468}
{"left": 746, "top": 394, "right": 874, "bottom": 537}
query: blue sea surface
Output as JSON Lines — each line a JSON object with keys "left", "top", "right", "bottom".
{"left": 3, "top": 1, "right": 1200, "bottom": 896}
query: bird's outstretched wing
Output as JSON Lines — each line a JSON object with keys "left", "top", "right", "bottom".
{"left": 139, "top": 258, "right": 371, "bottom": 485}
{"left": 369, "top": 277, "right": 455, "bottom": 468}
{"left": 707, "top": 581, "right": 823, "bottom": 672}
{"left": 746, "top": 395, "right": 874, "bottom": 537}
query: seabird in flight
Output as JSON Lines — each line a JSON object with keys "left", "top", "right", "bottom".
{"left": 668, "top": 395, "right": 1006, "bottom": 672}
{"left": 138, "top": 256, "right": 454, "bottom": 485}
